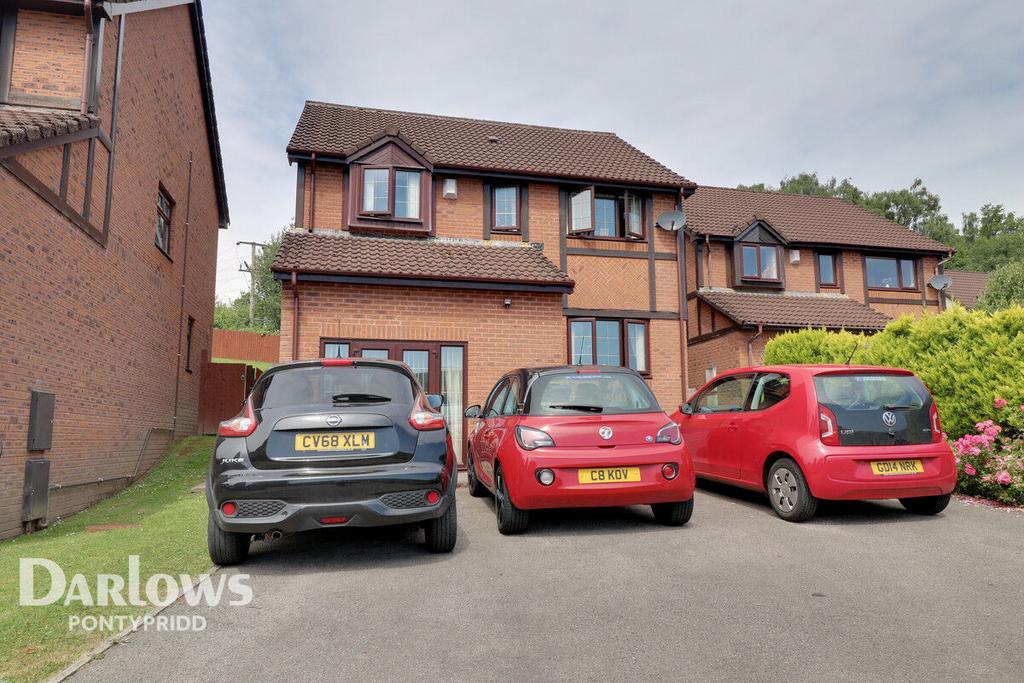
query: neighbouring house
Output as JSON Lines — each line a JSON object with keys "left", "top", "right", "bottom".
{"left": 944, "top": 270, "right": 990, "bottom": 309}
{"left": 682, "top": 186, "right": 952, "bottom": 383}
{"left": 274, "top": 102, "right": 696, "bottom": 461}
{"left": 0, "top": 0, "right": 227, "bottom": 537}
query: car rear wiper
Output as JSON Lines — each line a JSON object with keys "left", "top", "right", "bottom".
{"left": 549, "top": 404, "right": 604, "bottom": 413}
{"left": 883, "top": 404, "right": 918, "bottom": 410}
{"left": 332, "top": 393, "right": 390, "bottom": 404}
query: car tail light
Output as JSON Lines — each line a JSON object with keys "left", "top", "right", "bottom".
{"left": 218, "top": 400, "right": 256, "bottom": 437}
{"left": 661, "top": 463, "right": 678, "bottom": 480}
{"left": 425, "top": 490, "right": 441, "bottom": 505}
{"left": 818, "top": 404, "right": 840, "bottom": 446}
{"left": 409, "top": 395, "right": 446, "bottom": 431}
{"left": 656, "top": 421, "right": 682, "bottom": 445}
{"left": 320, "top": 516, "right": 348, "bottom": 525}
{"left": 321, "top": 358, "right": 353, "bottom": 366}
{"left": 516, "top": 426, "right": 554, "bottom": 450}
{"left": 221, "top": 502, "right": 237, "bottom": 517}
{"left": 930, "top": 403, "right": 943, "bottom": 443}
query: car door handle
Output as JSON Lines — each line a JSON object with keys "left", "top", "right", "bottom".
{"left": 726, "top": 422, "right": 739, "bottom": 431}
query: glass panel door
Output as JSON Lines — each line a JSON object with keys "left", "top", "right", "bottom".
{"left": 402, "top": 350, "right": 430, "bottom": 391}
{"left": 440, "top": 346, "right": 465, "bottom": 462}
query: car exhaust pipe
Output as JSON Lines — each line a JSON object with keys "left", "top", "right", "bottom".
{"left": 269, "top": 530, "right": 283, "bottom": 540}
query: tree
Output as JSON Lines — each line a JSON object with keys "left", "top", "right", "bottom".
{"left": 975, "top": 261, "right": 1024, "bottom": 312}
{"left": 215, "top": 227, "right": 286, "bottom": 333}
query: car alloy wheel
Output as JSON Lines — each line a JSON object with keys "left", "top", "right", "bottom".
{"left": 770, "top": 466, "right": 799, "bottom": 513}
{"left": 494, "top": 466, "right": 528, "bottom": 534}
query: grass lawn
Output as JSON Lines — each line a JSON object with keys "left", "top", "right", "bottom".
{"left": 211, "top": 357, "right": 274, "bottom": 372}
{"left": 0, "top": 436, "right": 215, "bottom": 682}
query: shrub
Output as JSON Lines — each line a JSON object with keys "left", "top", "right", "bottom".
{"left": 764, "top": 307, "right": 1024, "bottom": 438}
{"left": 951, "top": 404, "right": 1024, "bottom": 505}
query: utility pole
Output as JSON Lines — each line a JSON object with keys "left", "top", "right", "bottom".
{"left": 236, "top": 240, "right": 268, "bottom": 327}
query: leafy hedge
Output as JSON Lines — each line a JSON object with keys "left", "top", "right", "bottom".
{"left": 764, "top": 306, "right": 1024, "bottom": 438}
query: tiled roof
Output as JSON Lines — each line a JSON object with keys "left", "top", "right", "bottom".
{"left": 946, "top": 270, "right": 990, "bottom": 309}
{"left": 287, "top": 101, "right": 693, "bottom": 189}
{"left": 272, "top": 230, "right": 574, "bottom": 291}
{"left": 698, "top": 289, "right": 891, "bottom": 330}
{"left": 0, "top": 108, "right": 98, "bottom": 148}
{"left": 685, "top": 186, "right": 951, "bottom": 253}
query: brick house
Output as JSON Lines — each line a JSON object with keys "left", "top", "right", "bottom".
{"left": 0, "top": 0, "right": 227, "bottom": 537}
{"left": 274, "top": 102, "right": 696, "bottom": 460}
{"left": 682, "top": 186, "right": 952, "bottom": 383}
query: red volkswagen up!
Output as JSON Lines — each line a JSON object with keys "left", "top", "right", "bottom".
{"left": 466, "top": 366, "right": 695, "bottom": 534}
{"left": 671, "top": 365, "right": 957, "bottom": 522}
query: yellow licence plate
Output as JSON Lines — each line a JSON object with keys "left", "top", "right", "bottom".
{"left": 577, "top": 467, "right": 641, "bottom": 485}
{"left": 294, "top": 432, "right": 375, "bottom": 452}
{"left": 870, "top": 459, "right": 924, "bottom": 476}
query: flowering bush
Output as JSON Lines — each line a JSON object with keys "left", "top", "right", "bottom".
{"left": 951, "top": 400, "right": 1024, "bottom": 505}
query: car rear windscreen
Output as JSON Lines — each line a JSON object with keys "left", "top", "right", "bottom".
{"left": 527, "top": 373, "right": 659, "bottom": 415}
{"left": 251, "top": 366, "right": 415, "bottom": 410}
{"left": 813, "top": 373, "right": 933, "bottom": 446}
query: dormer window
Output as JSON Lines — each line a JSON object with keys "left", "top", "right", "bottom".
{"left": 568, "top": 188, "right": 645, "bottom": 240}
{"left": 358, "top": 167, "right": 423, "bottom": 220}
{"left": 740, "top": 244, "right": 781, "bottom": 281}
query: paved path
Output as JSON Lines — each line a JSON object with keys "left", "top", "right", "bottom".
{"left": 74, "top": 483, "right": 1024, "bottom": 681}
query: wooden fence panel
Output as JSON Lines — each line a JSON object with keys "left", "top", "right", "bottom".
{"left": 212, "top": 329, "right": 280, "bottom": 363}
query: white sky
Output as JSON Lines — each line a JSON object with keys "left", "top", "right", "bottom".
{"left": 203, "top": 0, "right": 1024, "bottom": 300}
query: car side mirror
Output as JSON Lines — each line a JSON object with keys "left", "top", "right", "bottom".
{"left": 680, "top": 403, "right": 693, "bottom": 415}
{"left": 425, "top": 393, "right": 445, "bottom": 411}
{"left": 464, "top": 404, "right": 481, "bottom": 418}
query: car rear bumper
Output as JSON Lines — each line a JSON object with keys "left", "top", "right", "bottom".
{"left": 208, "top": 463, "right": 452, "bottom": 533}
{"left": 806, "top": 442, "right": 958, "bottom": 500}
{"left": 503, "top": 445, "right": 696, "bottom": 510}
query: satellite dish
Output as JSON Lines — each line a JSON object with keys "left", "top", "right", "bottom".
{"left": 657, "top": 209, "right": 686, "bottom": 232}
{"left": 929, "top": 274, "right": 952, "bottom": 291}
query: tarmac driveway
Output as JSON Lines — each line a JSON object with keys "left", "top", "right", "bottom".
{"left": 73, "top": 482, "right": 1024, "bottom": 682}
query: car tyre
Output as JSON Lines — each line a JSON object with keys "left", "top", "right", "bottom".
{"left": 466, "top": 449, "right": 487, "bottom": 498}
{"left": 652, "top": 498, "right": 694, "bottom": 526}
{"left": 899, "top": 493, "right": 951, "bottom": 515}
{"left": 495, "top": 465, "right": 529, "bottom": 535}
{"left": 207, "top": 510, "right": 250, "bottom": 566}
{"left": 424, "top": 498, "right": 458, "bottom": 553}
{"left": 766, "top": 458, "right": 818, "bottom": 522}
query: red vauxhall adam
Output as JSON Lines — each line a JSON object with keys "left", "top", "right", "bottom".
{"left": 672, "top": 365, "right": 957, "bottom": 522}
{"left": 466, "top": 367, "right": 696, "bottom": 534}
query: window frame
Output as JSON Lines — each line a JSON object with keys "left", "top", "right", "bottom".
{"left": 484, "top": 378, "right": 511, "bottom": 418}
{"left": 692, "top": 372, "right": 757, "bottom": 414}
{"left": 155, "top": 184, "right": 175, "bottom": 257}
{"left": 748, "top": 372, "right": 791, "bottom": 411}
{"left": 566, "top": 318, "right": 651, "bottom": 377}
{"left": 357, "top": 165, "right": 424, "bottom": 222}
{"left": 567, "top": 186, "right": 646, "bottom": 242}
{"left": 491, "top": 185, "right": 521, "bottom": 233}
{"left": 816, "top": 251, "right": 839, "bottom": 288}
{"left": 738, "top": 242, "right": 782, "bottom": 282}
{"left": 865, "top": 255, "right": 919, "bottom": 292}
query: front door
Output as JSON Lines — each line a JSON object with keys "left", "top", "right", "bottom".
{"left": 321, "top": 339, "right": 467, "bottom": 463}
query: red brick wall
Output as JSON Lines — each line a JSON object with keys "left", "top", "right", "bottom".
{"left": 0, "top": 6, "right": 221, "bottom": 539}
{"left": 8, "top": 9, "right": 85, "bottom": 107}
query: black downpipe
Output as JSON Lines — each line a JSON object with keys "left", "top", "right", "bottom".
{"left": 171, "top": 153, "right": 194, "bottom": 432}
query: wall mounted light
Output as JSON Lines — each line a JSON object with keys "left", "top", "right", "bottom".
{"left": 503, "top": 297, "right": 512, "bottom": 309}
{"left": 789, "top": 249, "right": 801, "bottom": 264}
{"left": 442, "top": 178, "right": 458, "bottom": 200}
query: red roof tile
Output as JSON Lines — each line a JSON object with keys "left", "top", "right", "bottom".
{"left": 686, "top": 186, "right": 951, "bottom": 253}
{"left": 287, "top": 101, "right": 693, "bottom": 189}
{"left": 272, "top": 230, "right": 574, "bottom": 291}
{"left": 945, "top": 270, "right": 990, "bottom": 309}
{"left": 0, "top": 107, "right": 98, "bottom": 148}
{"left": 698, "top": 289, "right": 891, "bottom": 330}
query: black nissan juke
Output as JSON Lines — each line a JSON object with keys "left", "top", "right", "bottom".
{"left": 206, "top": 358, "right": 458, "bottom": 564}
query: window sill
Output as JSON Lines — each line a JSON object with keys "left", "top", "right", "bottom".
{"left": 567, "top": 234, "right": 647, "bottom": 244}
{"left": 868, "top": 287, "right": 920, "bottom": 293}
{"left": 491, "top": 229, "right": 522, "bottom": 236}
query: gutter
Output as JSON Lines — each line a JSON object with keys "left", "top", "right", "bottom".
{"left": 80, "top": 0, "right": 94, "bottom": 114}
{"left": 747, "top": 323, "right": 764, "bottom": 366}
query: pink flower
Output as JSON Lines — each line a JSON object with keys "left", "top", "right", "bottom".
{"left": 994, "top": 398, "right": 1008, "bottom": 409}
{"left": 996, "top": 471, "right": 1012, "bottom": 486}
{"left": 964, "top": 463, "right": 977, "bottom": 475}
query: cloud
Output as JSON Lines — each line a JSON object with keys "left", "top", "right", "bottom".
{"left": 203, "top": 0, "right": 1024, "bottom": 299}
